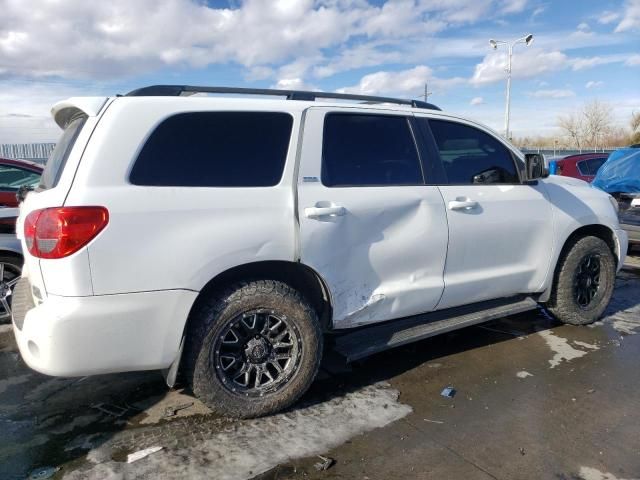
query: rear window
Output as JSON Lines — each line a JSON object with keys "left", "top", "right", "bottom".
{"left": 40, "top": 115, "right": 87, "bottom": 190}
{"left": 130, "top": 112, "right": 293, "bottom": 187}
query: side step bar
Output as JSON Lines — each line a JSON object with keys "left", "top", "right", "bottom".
{"left": 334, "top": 296, "right": 538, "bottom": 362}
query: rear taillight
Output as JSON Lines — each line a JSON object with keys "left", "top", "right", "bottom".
{"left": 24, "top": 207, "right": 109, "bottom": 259}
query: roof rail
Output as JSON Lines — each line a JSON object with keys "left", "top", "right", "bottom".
{"left": 125, "top": 85, "right": 442, "bottom": 111}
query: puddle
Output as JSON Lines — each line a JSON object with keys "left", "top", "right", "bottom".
{"left": 0, "top": 373, "right": 32, "bottom": 395}
{"left": 64, "top": 382, "right": 411, "bottom": 480}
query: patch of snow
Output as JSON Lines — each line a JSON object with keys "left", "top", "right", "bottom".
{"left": 610, "top": 316, "right": 640, "bottom": 335}
{"left": 64, "top": 382, "right": 411, "bottom": 480}
{"left": 516, "top": 371, "right": 533, "bottom": 378}
{"left": 579, "top": 466, "right": 633, "bottom": 480}
{"left": 601, "top": 278, "right": 640, "bottom": 335}
{"left": 538, "top": 330, "right": 592, "bottom": 368}
{"left": 573, "top": 340, "right": 599, "bottom": 350}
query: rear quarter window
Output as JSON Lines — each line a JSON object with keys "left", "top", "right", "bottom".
{"left": 130, "top": 112, "right": 293, "bottom": 187}
{"left": 40, "top": 115, "right": 87, "bottom": 190}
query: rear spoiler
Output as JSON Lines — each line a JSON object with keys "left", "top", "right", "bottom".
{"left": 51, "top": 97, "right": 110, "bottom": 129}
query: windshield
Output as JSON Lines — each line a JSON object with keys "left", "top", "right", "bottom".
{"left": 39, "top": 115, "right": 87, "bottom": 190}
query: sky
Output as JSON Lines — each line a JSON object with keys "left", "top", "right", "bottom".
{"left": 0, "top": 0, "right": 639, "bottom": 143}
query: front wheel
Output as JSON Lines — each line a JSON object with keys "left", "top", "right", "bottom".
{"left": 547, "top": 236, "right": 616, "bottom": 325}
{"left": 184, "top": 280, "right": 323, "bottom": 418}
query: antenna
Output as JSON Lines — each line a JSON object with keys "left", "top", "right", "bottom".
{"left": 419, "top": 83, "right": 432, "bottom": 101}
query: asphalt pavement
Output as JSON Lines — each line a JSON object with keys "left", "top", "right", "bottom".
{"left": 1, "top": 255, "right": 640, "bottom": 480}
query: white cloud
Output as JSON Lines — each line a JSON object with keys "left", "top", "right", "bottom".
{"left": 0, "top": 83, "right": 85, "bottom": 143}
{"left": 615, "top": 0, "right": 640, "bottom": 32}
{"left": 470, "top": 96, "right": 485, "bottom": 105}
{"left": 531, "top": 6, "right": 546, "bottom": 18}
{"left": 501, "top": 0, "right": 528, "bottom": 13}
{"left": 337, "top": 65, "right": 464, "bottom": 96}
{"left": 529, "top": 89, "right": 576, "bottom": 98}
{"left": 577, "top": 22, "right": 590, "bottom": 31}
{"left": 571, "top": 54, "right": 630, "bottom": 70}
{"left": 471, "top": 49, "right": 567, "bottom": 85}
{"left": 272, "top": 78, "right": 317, "bottom": 91}
{"left": 598, "top": 10, "right": 620, "bottom": 24}
{"left": 626, "top": 54, "right": 640, "bottom": 65}
{"left": 585, "top": 80, "right": 604, "bottom": 89}
{"left": 0, "top": 0, "right": 532, "bottom": 81}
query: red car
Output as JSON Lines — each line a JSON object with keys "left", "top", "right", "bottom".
{"left": 0, "top": 157, "right": 43, "bottom": 208}
{"left": 555, "top": 152, "right": 608, "bottom": 183}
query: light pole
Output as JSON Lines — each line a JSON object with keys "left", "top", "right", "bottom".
{"left": 489, "top": 33, "right": 534, "bottom": 140}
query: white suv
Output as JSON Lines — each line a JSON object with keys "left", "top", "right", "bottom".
{"left": 12, "top": 85, "right": 628, "bottom": 418}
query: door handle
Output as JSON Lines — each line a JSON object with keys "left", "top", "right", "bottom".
{"left": 304, "top": 205, "right": 346, "bottom": 219}
{"left": 448, "top": 199, "right": 478, "bottom": 211}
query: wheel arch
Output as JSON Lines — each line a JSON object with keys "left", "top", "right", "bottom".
{"left": 561, "top": 224, "right": 618, "bottom": 264}
{"left": 185, "top": 260, "right": 333, "bottom": 336}
{"left": 540, "top": 223, "right": 618, "bottom": 303}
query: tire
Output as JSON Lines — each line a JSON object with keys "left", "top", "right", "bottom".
{"left": 0, "top": 254, "right": 22, "bottom": 325}
{"left": 547, "top": 236, "right": 616, "bottom": 325}
{"left": 184, "top": 280, "right": 323, "bottom": 418}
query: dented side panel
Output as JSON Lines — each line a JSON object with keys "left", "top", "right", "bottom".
{"left": 296, "top": 107, "right": 449, "bottom": 328}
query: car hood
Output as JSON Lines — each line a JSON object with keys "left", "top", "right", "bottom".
{"left": 545, "top": 173, "right": 590, "bottom": 188}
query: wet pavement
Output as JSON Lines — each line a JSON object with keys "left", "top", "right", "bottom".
{"left": 1, "top": 259, "right": 640, "bottom": 480}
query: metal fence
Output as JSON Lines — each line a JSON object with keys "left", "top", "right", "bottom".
{"left": 0, "top": 143, "right": 55, "bottom": 164}
{"left": 520, "top": 147, "right": 622, "bottom": 160}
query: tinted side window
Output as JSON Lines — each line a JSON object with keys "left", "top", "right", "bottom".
{"left": 321, "top": 114, "right": 423, "bottom": 187}
{"left": 0, "top": 166, "right": 41, "bottom": 190}
{"left": 586, "top": 157, "right": 606, "bottom": 175}
{"left": 576, "top": 160, "right": 590, "bottom": 175}
{"left": 428, "top": 120, "right": 519, "bottom": 184}
{"left": 130, "top": 112, "right": 293, "bottom": 187}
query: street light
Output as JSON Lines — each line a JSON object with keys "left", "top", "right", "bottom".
{"left": 489, "top": 33, "right": 534, "bottom": 140}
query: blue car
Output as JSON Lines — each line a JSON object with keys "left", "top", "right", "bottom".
{"left": 593, "top": 146, "right": 640, "bottom": 247}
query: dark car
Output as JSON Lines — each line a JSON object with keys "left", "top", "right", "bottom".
{"left": 555, "top": 152, "right": 608, "bottom": 182}
{"left": 615, "top": 194, "right": 640, "bottom": 248}
{"left": 0, "top": 158, "right": 43, "bottom": 323}
{"left": 0, "top": 157, "right": 43, "bottom": 208}
{"left": 592, "top": 146, "right": 640, "bottom": 248}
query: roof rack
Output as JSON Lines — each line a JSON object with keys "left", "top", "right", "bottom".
{"left": 125, "top": 85, "right": 441, "bottom": 111}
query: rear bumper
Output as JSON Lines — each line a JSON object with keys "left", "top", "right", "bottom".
{"left": 12, "top": 284, "right": 197, "bottom": 376}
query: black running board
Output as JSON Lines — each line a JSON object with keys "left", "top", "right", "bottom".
{"left": 334, "top": 296, "right": 538, "bottom": 362}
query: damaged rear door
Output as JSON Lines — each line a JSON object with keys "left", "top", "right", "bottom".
{"left": 296, "top": 108, "right": 448, "bottom": 329}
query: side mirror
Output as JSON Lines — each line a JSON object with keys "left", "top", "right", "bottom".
{"left": 525, "top": 153, "right": 549, "bottom": 181}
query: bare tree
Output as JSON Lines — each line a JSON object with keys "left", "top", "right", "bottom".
{"left": 631, "top": 111, "right": 640, "bottom": 144}
{"left": 557, "top": 112, "right": 585, "bottom": 149}
{"left": 582, "top": 100, "right": 613, "bottom": 148}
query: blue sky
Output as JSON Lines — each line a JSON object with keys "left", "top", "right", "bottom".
{"left": 0, "top": 0, "right": 638, "bottom": 143}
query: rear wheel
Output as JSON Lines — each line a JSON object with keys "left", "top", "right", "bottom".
{"left": 184, "top": 280, "right": 322, "bottom": 418}
{"left": 0, "top": 255, "right": 22, "bottom": 324}
{"left": 547, "top": 236, "right": 616, "bottom": 325}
